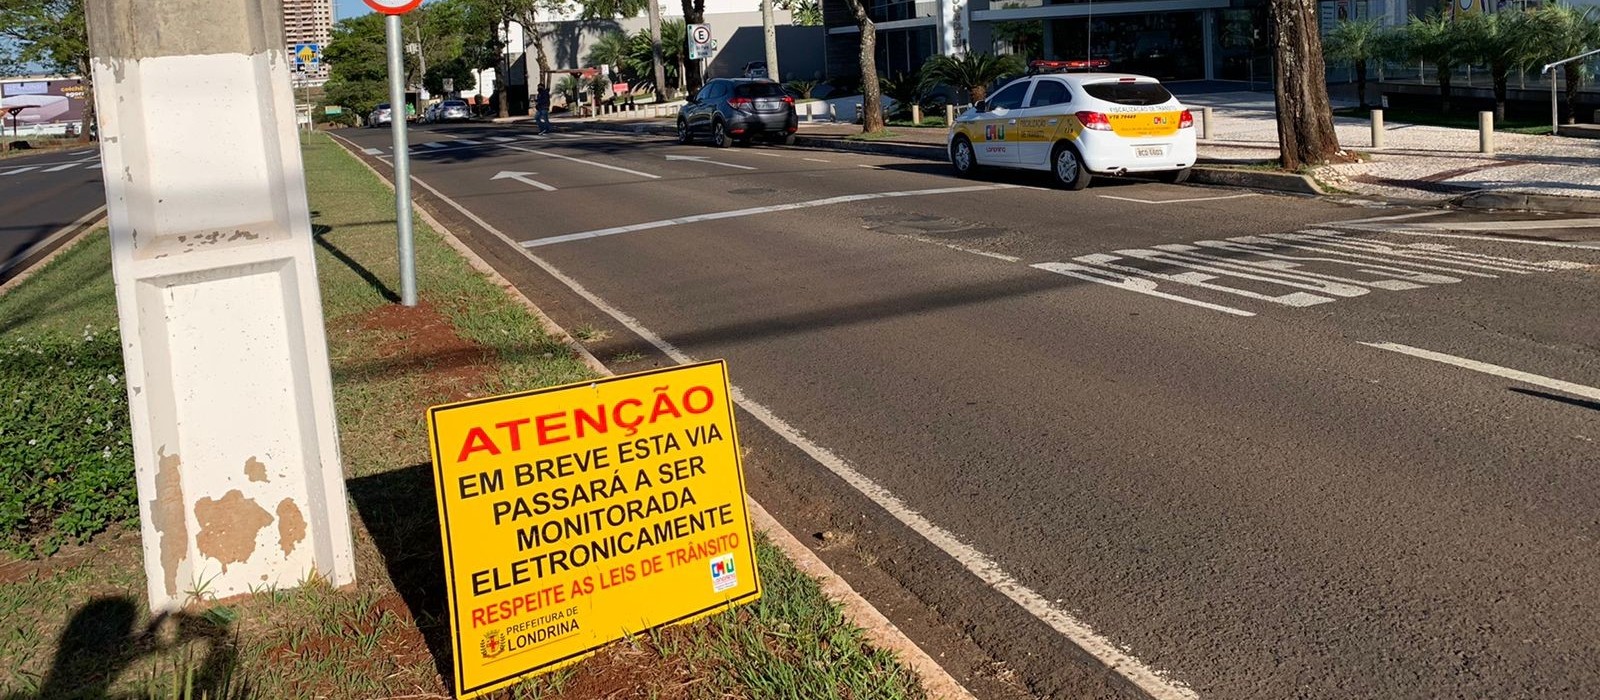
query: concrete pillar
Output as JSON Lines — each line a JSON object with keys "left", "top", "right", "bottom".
{"left": 947, "top": 103, "right": 957, "bottom": 123}
{"left": 912, "top": 104, "right": 922, "bottom": 124}
{"left": 1479, "top": 111, "right": 1495, "bottom": 154}
{"left": 1201, "top": 106, "right": 1214, "bottom": 140}
{"left": 86, "top": 0, "right": 356, "bottom": 611}
{"left": 1370, "top": 109, "right": 1384, "bottom": 149}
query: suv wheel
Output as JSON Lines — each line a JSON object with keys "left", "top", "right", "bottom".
{"left": 1158, "top": 168, "right": 1191, "bottom": 184}
{"left": 712, "top": 120, "right": 732, "bottom": 148}
{"left": 1051, "top": 143, "right": 1092, "bottom": 191}
{"left": 677, "top": 118, "right": 693, "bottom": 144}
{"left": 950, "top": 136, "right": 979, "bottom": 178}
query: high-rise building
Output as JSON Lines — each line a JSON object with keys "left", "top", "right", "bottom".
{"left": 284, "top": 0, "right": 333, "bottom": 83}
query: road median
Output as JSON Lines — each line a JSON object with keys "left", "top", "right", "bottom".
{"left": 0, "top": 132, "right": 941, "bottom": 699}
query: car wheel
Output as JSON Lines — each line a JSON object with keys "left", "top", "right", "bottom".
{"left": 1051, "top": 143, "right": 1092, "bottom": 191}
{"left": 950, "top": 135, "right": 979, "bottom": 178}
{"left": 677, "top": 118, "right": 693, "bottom": 144}
{"left": 712, "top": 120, "right": 732, "bottom": 148}
{"left": 1159, "top": 167, "right": 1192, "bottom": 184}
{"left": 779, "top": 133, "right": 797, "bottom": 146}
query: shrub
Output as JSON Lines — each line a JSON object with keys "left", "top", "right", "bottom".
{"left": 0, "top": 329, "right": 136, "bottom": 556}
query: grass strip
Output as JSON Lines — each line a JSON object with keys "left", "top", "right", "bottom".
{"left": 0, "top": 132, "right": 927, "bottom": 699}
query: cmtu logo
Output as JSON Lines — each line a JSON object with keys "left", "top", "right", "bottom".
{"left": 984, "top": 124, "right": 1006, "bottom": 140}
{"left": 1152, "top": 116, "right": 1167, "bottom": 125}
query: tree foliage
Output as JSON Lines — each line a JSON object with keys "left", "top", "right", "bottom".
{"left": 0, "top": 0, "right": 93, "bottom": 136}
{"left": 778, "top": 0, "right": 822, "bottom": 27}
{"left": 992, "top": 4, "right": 1043, "bottom": 60}
{"left": 920, "top": 52, "right": 1022, "bottom": 103}
{"left": 323, "top": 13, "right": 392, "bottom": 119}
{"left": 1324, "top": 19, "right": 1390, "bottom": 109}
{"left": 1529, "top": 2, "right": 1600, "bottom": 123}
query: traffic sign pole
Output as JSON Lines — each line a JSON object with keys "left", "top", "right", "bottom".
{"left": 386, "top": 13, "right": 417, "bottom": 307}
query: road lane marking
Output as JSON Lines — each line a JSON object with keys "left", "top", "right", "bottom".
{"left": 398, "top": 168, "right": 1197, "bottom": 700}
{"left": 1033, "top": 262, "right": 1256, "bottom": 316}
{"left": 803, "top": 157, "right": 832, "bottom": 163}
{"left": 1365, "top": 229, "right": 1600, "bottom": 251}
{"left": 455, "top": 138, "right": 482, "bottom": 145}
{"left": 1332, "top": 210, "right": 1451, "bottom": 226}
{"left": 1, "top": 166, "right": 40, "bottom": 175}
{"left": 421, "top": 141, "right": 448, "bottom": 149}
{"left": 1098, "top": 192, "right": 1260, "bottom": 205}
{"left": 43, "top": 162, "right": 82, "bottom": 172}
{"left": 520, "top": 184, "right": 1021, "bottom": 247}
{"left": 87, "top": 163, "right": 101, "bottom": 170}
{"left": 489, "top": 136, "right": 517, "bottom": 143}
{"left": 1361, "top": 342, "right": 1600, "bottom": 403}
{"left": 499, "top": 143, "right": 661, "bottom": 180}
{"left": 664, "top": 154, "right": 757, "bottom": 170}
{"left": 363, "top": 147, "right": 384, "bottom": 155}
{"left": 1408, "top": 218, "right": 1600, "bottom": 231}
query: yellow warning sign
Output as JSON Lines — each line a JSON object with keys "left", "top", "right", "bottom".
{"left": 426, "top": 361, "right": 761, "bottom": 698}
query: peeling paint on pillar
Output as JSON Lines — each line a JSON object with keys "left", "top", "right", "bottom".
{"left": 151, "top": 446, "right": 188, "bottom": 597}
{"left": 193, "top": 490, "right": 273, "bottom": 573}
{"left": 244, "top": 456, "right": 269, "bottom": 483}
{"left": 276, "top": 499, "right": 306, "bottom": 555}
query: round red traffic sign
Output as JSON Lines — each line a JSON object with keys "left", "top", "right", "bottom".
{"left": 363, "top": 0, "right": 423, "bottom": 15}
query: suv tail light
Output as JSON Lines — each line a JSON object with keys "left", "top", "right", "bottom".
{"left": 729, "top": 96, "right": 754, "bottom": 110}
{"left": 782, "top": 95, "right": 794, "bottom": 105}
{"left": 1179, "top": 109, "right": 1194, "bottom": 129}
{"left": 1075, "top": 111, "right": 1113, "bottom": 131}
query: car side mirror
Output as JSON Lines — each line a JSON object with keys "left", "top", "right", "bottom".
{"left": 974, "top": 100, "right": 988, "bottom": 113}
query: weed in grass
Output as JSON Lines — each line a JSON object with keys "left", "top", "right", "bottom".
{"left": 571, "top": 324, "right": 610, "bottom": 342}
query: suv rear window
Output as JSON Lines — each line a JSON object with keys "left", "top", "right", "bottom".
{"left": 1081, "top": 82, "right": 1174, "bottom": 106}
{"left": 735, "top": 83, "right": 785, "bottom": 98}
{"left": 442, "top": 100, "right": 466, "bottom": 107}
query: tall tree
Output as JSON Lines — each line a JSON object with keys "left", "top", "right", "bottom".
{"left": 1268, "top": 0, "right": 1341, "bottom": 169}
{"left": 0, "top": 0, "right": 92, "bottom": 139}
{"left": 679, "top": 0, "right": 708, "bottom": 92}
{"left": 323, "top": 13, "right": 392, "bottom": 119}
{"left": 839, "top": 0, "right": 884, "bottom": 132}
{"left": 1323, "top": 19, "right": 1386, "bottom": 110}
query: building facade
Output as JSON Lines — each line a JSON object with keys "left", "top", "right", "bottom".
{"left": 284, "top": 0, "right": 333, "bottom": 83}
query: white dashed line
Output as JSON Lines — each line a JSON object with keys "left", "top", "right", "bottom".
{"left": 43, "top": 162, "right": 82, "bottom": 172}
{"left": 1, "top": 166, "right": 39, "bottom": 175}
{"left": 499, "top": 143, "right": 661, "bottom": 180}
{"left": 1375, "top": 229, "right": 1600, "bottom": 251}
{"left": 1361, "top": 342, "right": 1600, "bottom": 403}
{"left": 803, "top": 157, "right": 831, "bottom": 163}
{"left": 520, "top": 184, "right": 1020, "bottom": 247}
{"left": 363, "top": 147, "right": 384, "bottom": 155}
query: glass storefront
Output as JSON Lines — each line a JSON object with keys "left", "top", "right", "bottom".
{"left": 1046, "top": 11, "right": 1207, "bottom": 80}
{"left": 876, "top": 27, "right": 938, "bottom": 79}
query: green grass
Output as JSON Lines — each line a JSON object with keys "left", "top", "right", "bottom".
{"left": 887, "top": 117, "right": 947, "bottom": 128}
{"left": 1335, "top": 106, "right": 1554, "bottom": 135}
{"left": 845, "top": 129, "right": 905, "bottom": 141}
{"left": 0, "top": 132, "right": 927, "bottom": 699}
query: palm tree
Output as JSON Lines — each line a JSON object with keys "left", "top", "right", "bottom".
{"left": 1403, "top": 12, "right": 1467, "bottom": 113}
{"left": 1324, "top": 19, "right": 1386, "bottom": 109}
{"left": 1456, "top": 10, "right": 1545, "bottom": 121}
{"left": 920, "top": 52, "right": 1023, "bottom": 103}
{"left": 586, "top": 30, "right": 634, "bottom": 81}
{"left": 556, "top": 75, "right": 582, "bottom": 107}
{"left": 1532, "top": 2, "right": 1600, "bottom": 124}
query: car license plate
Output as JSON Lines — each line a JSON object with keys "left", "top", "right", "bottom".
{"left": 1135, "top": 146, "right": 1166, "bottom": 158}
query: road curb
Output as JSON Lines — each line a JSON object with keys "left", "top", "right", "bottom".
{"left": 328, "top": 131, "right": 976, "bottom": 700}
{"left": 1452, "top": 190, "right": 1600, "bottom": 215}
{"left": 0, "top": 205, "right": 108, "bottom": 293}
{"left": 1187, "top": 167, "right": 1326, "bottom": 195}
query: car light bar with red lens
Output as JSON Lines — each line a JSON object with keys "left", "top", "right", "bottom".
{"left": 1029, "top": 59, "right": 1110, "bottom": 74}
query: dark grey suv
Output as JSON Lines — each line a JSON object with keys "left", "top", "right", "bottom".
{"left": 677, "top": 79, "right": 798, "bottom": 147}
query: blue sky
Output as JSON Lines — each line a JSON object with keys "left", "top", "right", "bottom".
{"left": 335, "top": 0, "right": 373, "bottom": 20}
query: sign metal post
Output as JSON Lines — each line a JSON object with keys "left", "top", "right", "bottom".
{"left": 366, "top": 0, "right": 423, "bottom": 306}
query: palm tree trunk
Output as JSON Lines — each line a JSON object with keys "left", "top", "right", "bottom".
{"left": 1437, "top": 67, "right": 1453, "bottom": 114}
{"left": 1355, "top": 61, "right": 1368, "bottom": 110}
{"left": 1564, "top": 63, "right": 1582, "bottom": 125}
{"left": 1493, "top": 73, "right": 1508, "bottom": 123}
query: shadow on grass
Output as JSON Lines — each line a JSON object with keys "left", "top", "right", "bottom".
{"left": 346, "top": 462, "right": 456, "bottom": 689}
{"left": 9, "top": 598, "right": 246, "bottom": 700}
{"left": 311, "top": 219, "right": 400, "bottom": 304}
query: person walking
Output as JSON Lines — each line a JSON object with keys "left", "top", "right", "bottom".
{"left": 535, "top": 84, "right": 552, "bottom": 135}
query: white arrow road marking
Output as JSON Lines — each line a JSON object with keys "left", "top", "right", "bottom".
{"left": 498, "top": 143, "right": 660, "bottom": 180}
{"left": 664, "top": 154, "right": 756, "bottom": 170}
{"left": 1361, "top": 342, "right": 1600, "bottom": 403}
{"left": 363, "top": 147, "right": 384, "bottom": 155}
{"left": 491, "top": 170, "right": 557, "bottom": 191}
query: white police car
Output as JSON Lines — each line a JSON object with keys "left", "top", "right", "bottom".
{"left": 948, "top": 66, "right": 1196, "bottom": 190}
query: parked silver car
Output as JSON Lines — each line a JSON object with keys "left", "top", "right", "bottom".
{"left": 368, "top": 103, "right": 393, "bottom": 127}
{"left": 435, "top": 99, "right": 471, "bottom": 122}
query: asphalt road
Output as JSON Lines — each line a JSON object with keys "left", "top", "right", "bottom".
{"left": 336, "top": 122, "right": 1600, "bottom": 699}
{"left": 0, "top": 146, "right": 105, "bottom": 285}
